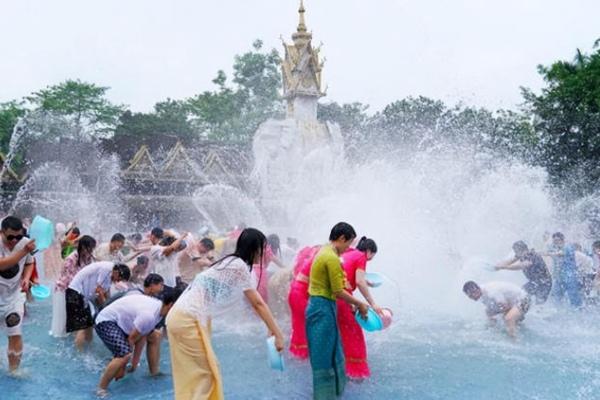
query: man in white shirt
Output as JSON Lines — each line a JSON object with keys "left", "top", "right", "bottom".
{"left": 149, "top": 233, "right": 188, "bottom": 287}
{"left": 67, "top": 262, "right": 131, "bottom": 351}
{"left": 0, "top": 216, "right": 36, "bottom": 373}
{"left": 94, "top": 288, "right": 180, "bottom": 397}
{"left": 463, "top": 280, "right": 530, "bottom": 338}
{"left": 95, "top": 233, "right": 142, "bottom": 265}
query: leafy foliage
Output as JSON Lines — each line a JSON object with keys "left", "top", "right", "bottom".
{"left": 187, "top": 40, "right": 283, "bottom": 142}
{"left": 523, "top": 42, "right": 600, "bottom": 193}
{"left": 26, "top": 79, "right": 124, "bottom": 138}
{"left": 115, "top": 99, "right": 193, "bottom": 137}
{"left": 0, "top": 101, "right": 26, "bottom": 153}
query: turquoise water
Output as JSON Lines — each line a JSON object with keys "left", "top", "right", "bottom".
{"left": 2, "top": 299, "right": 600, "bottom": 399}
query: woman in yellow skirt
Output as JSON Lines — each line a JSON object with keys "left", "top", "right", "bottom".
{"left": 166, "top": 228, "right": 285, "bottom": 400}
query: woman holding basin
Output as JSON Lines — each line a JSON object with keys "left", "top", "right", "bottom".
{"left": 306, "top": 222, "right": 369, "bottom": 400}
{"left": 337, "top": 236, "right": 380, "bottom": 380}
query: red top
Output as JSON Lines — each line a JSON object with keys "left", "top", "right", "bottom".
{"left": 341, "top": 248, "right": 367, "bottom": 292}
{"left": 292, "top": 245, "right": 320, "bottom": 277}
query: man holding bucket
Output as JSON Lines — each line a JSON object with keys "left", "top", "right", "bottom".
{"left": 0, "top": 216, "right": 36, "bottom": 373}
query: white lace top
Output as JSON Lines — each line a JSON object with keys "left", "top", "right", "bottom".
{"left": 173, "top": 256, "right": 256, "bottom": 324}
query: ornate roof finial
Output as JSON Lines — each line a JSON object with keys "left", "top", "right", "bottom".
{"left": 297, "top": 0, "right": 307, "bottom": 32}
{"left": 292, "top": 0, "right": 312, "bottom": 43}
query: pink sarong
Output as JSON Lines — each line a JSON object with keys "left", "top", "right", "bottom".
{"left": 288, "top": 280, "right": 309, "bottom": 359}
{"left": 337, "top": 248, "right": 371, "bottom": 378}
{"left": 287, "top": 245, "right": 320, "bottom": 359}
{"left": 336, "top": 298, "right": 370, "bottom": 378}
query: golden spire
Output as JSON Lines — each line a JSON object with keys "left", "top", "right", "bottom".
{"left": 292, "top": 0, "right": 312, "bottom": 43}
{"left": 297, "top": 0, "right": 307, "bottom": 32}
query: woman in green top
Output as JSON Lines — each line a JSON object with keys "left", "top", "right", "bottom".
{"left": 306, "top": 222, "right": 369, "bottom": 400}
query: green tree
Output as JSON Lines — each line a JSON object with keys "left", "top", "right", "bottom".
{"left": 187, "top": 40, "right": 283, "bottom": 142}
{"left": 0, "top": 101, "right": 26, "bottom": 153}
{"left": 27, "top": 79, "right": 124, "bottom": 138}
{"left": 523, "top": 41, "right": 600, "bottom": 192}
{"left": 115, "top": 99, "right": 193, "bottom": 137}
{"left": 370, "top": 96, "right": 447, "bottom": 149}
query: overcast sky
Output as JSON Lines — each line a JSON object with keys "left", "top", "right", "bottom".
{"left": 1, "top": 0, "right": 599, "bottom": 113}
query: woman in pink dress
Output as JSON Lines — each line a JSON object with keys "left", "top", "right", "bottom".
{"left": 50, "top": 235, "right": 96, "bottom": 338}
{"left": 287, "top": 245, "right": 320, "bottom": 359}
{"left": 337, "top": 237, "right": 380, "bottom": 379}
{"left": 253, "top": 234, "right": 287, "bottom": 304}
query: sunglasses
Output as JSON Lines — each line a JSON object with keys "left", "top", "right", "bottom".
{"left": 6, "top": 234, "right": 23, "bottom": 242}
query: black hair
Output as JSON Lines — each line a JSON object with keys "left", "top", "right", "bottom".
{"left": 329, "top": 222, "right": 357, "bottom": 242}
{"left": 356, "top": 236, "right": 378, "bottom": 253}
{"left": 129, "top": 233, "right": 143, "bottom": 243}
{"left": 151, "top": 227, "right": 164, "bottom": 238}
{"left": 552, "top": 232, "right": 565, "bottom": 240}
{"left": 144, "top": 273, "right": 164, "bottom": 288}
{"left": 137, "top": 255, "right": 149, "bottom": 266}
{"left": 76, "top": 235, "right": 97, "bottom": 267}
{"left": 1, "top": 216, "right": 23, "bottom": 232}
{"left": 159, "top": 236, "right": 176, "bottom": 247}
{"left": 232, "top": 228, "right": 266, "bottom": 270}
{"left": 592, "top": 240, "right": 600, "bottom": 250}
{"left": 267, "top": 234, "right": 281, "bottom": 257}
{"left": 71, "top": 227, "right": 81, "bottom": 236}
{"left": 199, "top": 237, "right": 215, "bottom": 251}
{"left": 113, "top": 263, "right": 131, "bottom": 281}
{"left": 512, "top": 240, "right": 528, "bottom": 253}
{"left": 207, "top": 228, "right": 266, "bottom": 292}
{"left": 160, "top": 286, "right": 183, "bottom": 305}
{"left": 110, "top": 233, "right": 126, "bottom": 243}
{"left": 462, "top": 280, "right": 480, "bottom": 294}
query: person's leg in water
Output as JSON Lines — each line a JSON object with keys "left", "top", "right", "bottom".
{"left": 504, "top": 307, "right": 524, "bottom": 339}
{"left": 562, "top": 271, "right": 583, "bottom": 308}
{"left": 146, "top": 329, "right": 162, "bottom": 375}
{"left": 504, "top": 297, "right": 529, "bottom": 339}
{"left": 551, "top": 263, "right": 565, "bottom": 302}
{"left": 7, "top": 335, "right": 23, "bottom": 372}
{"left": 5, "top": 306, "right": 25, "bottom": 372}
{"left": 98, "top": 353, "right": 132, "bottom": 394}
{"left": 74, "top": 327, "right": 94, "bottom": 351}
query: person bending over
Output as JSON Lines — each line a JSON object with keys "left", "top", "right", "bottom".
{"left": 95, "top": 286, "right": 181, "bottom": 397}
{"left": 463, "top": 280, "right": 530, "bottom": 338}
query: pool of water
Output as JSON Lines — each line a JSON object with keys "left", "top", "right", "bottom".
{"left": 2, "top": 297, "right": 600, "bottom": 399}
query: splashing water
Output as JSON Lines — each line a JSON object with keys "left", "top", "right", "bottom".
{"left": 192, "top": 183, "right": 265, "bottom": 233}
{"left": 10, "top": 156, "right": 125, "bottom": 237}
{"left": 0, "top": 118, "right": 27, "bottom": 187}
{"left": 5, "top": 117, "right": 600, "bottom": 399}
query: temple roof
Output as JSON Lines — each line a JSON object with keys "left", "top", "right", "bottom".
{"left": 118, "top": 139, "right": 250, "bottom": 188}
{"left": 123, "top": 144, "right": 157, "bottom": 178}
{"left": 160, "top": 141, "right": 208, "bottom": 183}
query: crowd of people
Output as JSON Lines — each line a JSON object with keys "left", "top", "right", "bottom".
{"left": 464, "top": 232, "right": 600, "bottom": 338}
{"left": 0, "top": 215, "right": 385, "bottom": 400}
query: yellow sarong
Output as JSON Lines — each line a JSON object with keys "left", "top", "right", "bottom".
{"left": 167, "top": 308, "right": 224, "bottom": 400}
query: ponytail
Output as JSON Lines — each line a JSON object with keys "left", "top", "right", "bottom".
{"left": 356, "top": 237, "right": 377, "bottom": 253}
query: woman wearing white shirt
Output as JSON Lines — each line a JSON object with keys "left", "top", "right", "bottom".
{"left": 166, "top": 228, "right": 284, "bottom": 400}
